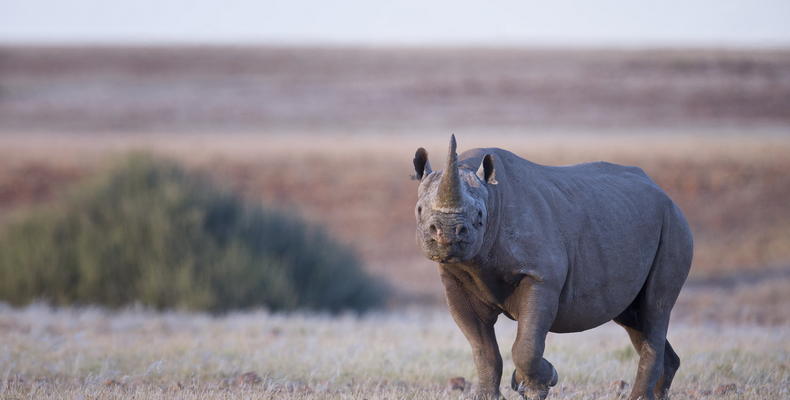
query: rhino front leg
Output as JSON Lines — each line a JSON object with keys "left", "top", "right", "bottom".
{"left": 510, "top": 280, "right": 560, "bottom": 400}
{"left": 440, "top": 268, "right": 503, "bottom": 399}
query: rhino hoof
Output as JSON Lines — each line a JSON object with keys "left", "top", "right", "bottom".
{"left": 549, "top": 365, "right": 558, "bottom": 387}
{"left": 510, "top": 366, "right": 558, "bottom": 396}
{"left": 510, "top": 370, "right": 520, "bottom": 391}
{"left": 510, "top": 367, "right": 558, "bottom": 389}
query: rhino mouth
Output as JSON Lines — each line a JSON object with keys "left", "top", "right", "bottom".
{"left": 426, "top": 241, "right": 470, "bottom": 263}
{"left": 432, "top": 255, "right": 463, "bottom": 263}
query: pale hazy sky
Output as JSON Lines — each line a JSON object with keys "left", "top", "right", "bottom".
{"left": 2, "top": 0, "right": 790, "bottom": 46}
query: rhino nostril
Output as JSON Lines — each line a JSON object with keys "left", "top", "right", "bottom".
{"left": 429, "top": 224, "right": 437, "bottom": 234}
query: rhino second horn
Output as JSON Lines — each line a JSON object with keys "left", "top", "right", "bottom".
{"left": 437, "top": 134, "right": 463, "bottom": 208}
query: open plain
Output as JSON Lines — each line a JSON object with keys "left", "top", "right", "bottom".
{"left": 1, "top": 305, "right": 788, "bottom": 400}
{"left": 0, "top": 47, "right": 789, "bottom": 398}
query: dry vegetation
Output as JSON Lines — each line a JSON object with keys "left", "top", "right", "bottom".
{"left": 1, "top": 304, "right": 788, "bottom": 400}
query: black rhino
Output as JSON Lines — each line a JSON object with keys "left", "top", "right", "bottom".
{"left": 412, "top": 136, "right": 693, "bottom": 400}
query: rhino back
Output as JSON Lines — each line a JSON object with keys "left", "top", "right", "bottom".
{"left": 459, "top": 148, "right": 674, "bottom": 332}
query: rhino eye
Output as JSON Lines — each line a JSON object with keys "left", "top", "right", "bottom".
{"left": 418, "top": 206, "right": 423, "bottom": 216}
{"left": 477, "top": 211, "right": 483, "bottom": 219}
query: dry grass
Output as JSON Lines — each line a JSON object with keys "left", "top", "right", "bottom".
{"left": 0, "top": 304, "right": 788, "bottom": 399}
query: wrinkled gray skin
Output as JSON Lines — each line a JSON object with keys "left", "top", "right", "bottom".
{"left": 413, "top": 136, "right": 693, "bottom": 400}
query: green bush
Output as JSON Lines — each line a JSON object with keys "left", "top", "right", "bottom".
{"left": 0, "top": 154, "right": 385, "bottom": 312}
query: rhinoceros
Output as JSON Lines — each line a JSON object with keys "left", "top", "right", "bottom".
{"left": 412, "top": 136, "right": 693, "bottom": 400}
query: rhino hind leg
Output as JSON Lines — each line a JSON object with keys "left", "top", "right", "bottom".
{"left": 614, "top": 206, "right": 691, "bottom": 400}
{"left": 615, "top": 268, "right": 682, "bottom": 400}
{"left": 614, "top": 310, "right": 680, "bottom": 400}
{"left": 655, "top": 340, "right": 680, "bottom": 398}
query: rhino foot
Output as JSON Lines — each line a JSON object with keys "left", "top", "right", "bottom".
{"left": 467, "top": 390, "right": 503, "bottom": 400}
{"left": 511, "top": 365, "right": 558, "bottom": 400}
{"left": 549, "top": 366, "right": 558, "bottom": 386}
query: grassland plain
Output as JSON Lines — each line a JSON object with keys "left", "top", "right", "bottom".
{"left": 0, "top": 134, "right": 788, "bottom": 398}
{"left": 1, "top": 47, "right": 789, "bottom": 399}
{"left": 0, "top": 304, "right": 788, "bottom": 399}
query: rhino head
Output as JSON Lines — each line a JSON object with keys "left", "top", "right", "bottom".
{"left": 412, "top": 135, "right": 497, "bottom": 263}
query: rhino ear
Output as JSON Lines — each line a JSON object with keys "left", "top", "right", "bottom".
{"left": 412, "top": 147, "right": 432, "bottom": 181}
{"left": 477, "top": 154, "right": 497, "bottom": 185}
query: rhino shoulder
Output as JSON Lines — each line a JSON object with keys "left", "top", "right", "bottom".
{"left": 584, "top": 161, "right": 649, "bottom": 179}
{"left": 458, "top": 147, "right": 517, "bottom": 168}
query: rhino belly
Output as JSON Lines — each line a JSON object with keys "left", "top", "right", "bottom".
{"left": 549, "top": 250, "right": 655, "bottom": 333}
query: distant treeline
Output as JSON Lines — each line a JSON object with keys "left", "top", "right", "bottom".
{"left": 1, "top": 47, "right": 788, "bottom": 133}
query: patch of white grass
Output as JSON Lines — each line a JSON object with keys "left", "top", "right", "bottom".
{"left": 0, "top": 303, "right": 788, "bottom": 399}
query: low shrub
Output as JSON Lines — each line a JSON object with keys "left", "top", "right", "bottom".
{"left": 0, "top": 154, "right": 385, "bottom": 312}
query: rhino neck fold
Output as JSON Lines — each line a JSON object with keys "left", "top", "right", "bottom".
{"left": 475, "top": 179, "right": 503, "bottom": 267}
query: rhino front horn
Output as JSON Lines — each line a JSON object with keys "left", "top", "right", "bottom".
{"left": 437, "top": 134, "right": 463, "bottom": 208}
